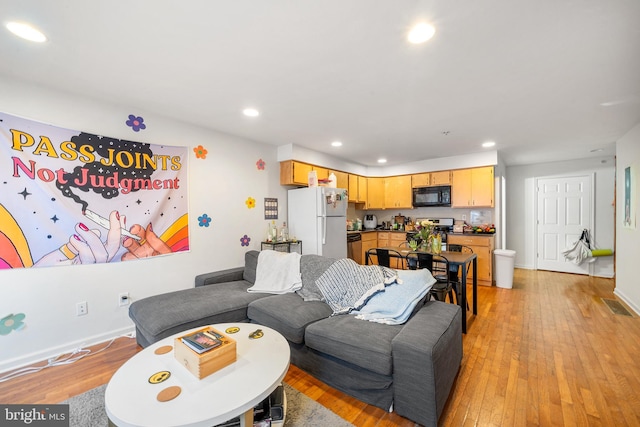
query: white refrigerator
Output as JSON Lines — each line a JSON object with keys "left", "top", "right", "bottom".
{"left": 287, "top": 187, "right": 348, "bottom": 258}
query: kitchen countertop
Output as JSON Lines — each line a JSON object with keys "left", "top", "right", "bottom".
{"left": 347, "top": 230, "right": 495, "bottom": 236}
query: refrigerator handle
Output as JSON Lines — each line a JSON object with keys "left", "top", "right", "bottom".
{"left": 322, "top": 216, "right": 327, "bottom": 245}
{"left": 320, "top": 187, "right": 327, "bottom": 217}
{"left": 320, "top": 187, "right": 327, "bottom": 244}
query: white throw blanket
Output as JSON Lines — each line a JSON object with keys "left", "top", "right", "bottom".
{"left": 247, "top": 250, "right": 302, "bottom": 294}
{"left": 352, "top": 268, "right": 436, "bottom": 325}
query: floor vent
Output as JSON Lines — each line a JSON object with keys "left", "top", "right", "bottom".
{"left": 602, "top": 298, "right": 633, "bottom": 317}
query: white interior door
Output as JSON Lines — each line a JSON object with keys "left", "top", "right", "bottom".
{"left": 536, "top": 175, "right": 593, "bottom": 274}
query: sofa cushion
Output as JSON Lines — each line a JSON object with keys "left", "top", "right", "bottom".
{"left": 129, "top": 280, "right": 268, "bottom": 344}
{"left": 297, "top": 255, "right": 336, "bottom": 301}
{"left": 242, "top": 250, "right": 260, "bottom": 284}
{"left": 304, "top": 314, "right": 403, "bottom": 376}
{"left": 247, "top": 293, "right": 332, "bottom": 344}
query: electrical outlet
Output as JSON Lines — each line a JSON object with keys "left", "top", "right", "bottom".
{"left": 76, "top": 301, "right": 88, "bottom": 316}
{"left": 119, "top": 292, "right": 130, "bottom": 307}
{"left": 462, "top": 214, "right": 466, "bottom": 221}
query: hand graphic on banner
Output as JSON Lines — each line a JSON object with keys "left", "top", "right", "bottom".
{"left": 122, "top": 223, "right": 172, "bottom": 260}
{"left": 34, "top": 211, "right": 124, "bottom": 266}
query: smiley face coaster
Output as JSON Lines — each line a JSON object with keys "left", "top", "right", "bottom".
{"left": 157, "top": 386, "right": 181, "bottom": 402}
{"left": 148, "top": 371, "right": 171, "bottom": 384}
{"left": 249, "top": 329, "right": 264, "bottom": 339}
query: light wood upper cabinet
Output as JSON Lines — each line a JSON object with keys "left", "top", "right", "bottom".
{"left": 358, "top": 176, "right": 368, "bottom": 204}
{"left": 348, "top": 174, "right": 359, "bottom": 202}
{"left": 280, "top": 160, "right": 312, "bottom": 186}
{"left": 330, "top": 170, "right": 349, "bottom": 189}
{"left": 313, "top": 166, "right": 329, "bottom": 181}
{"left": 366, "top": 177, "right": 385, "bottom": 209}
{"left": 384, "top": 176, "right": 412, "bottom": 209}
{"left": 348, "top": 174, "right": 368, "bottom": 203}
{"left": 412, "top": 171, "right": 452, "bottom": 187}
{"left": 452, "top": 166, "right": 494, "bottom": 208}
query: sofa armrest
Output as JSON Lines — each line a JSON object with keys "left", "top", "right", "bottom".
{"left": 195, "top": 267, "right": 245, "bottom": 287}
{"left": 392, "top": 301, "right": 462, "bottom": 427}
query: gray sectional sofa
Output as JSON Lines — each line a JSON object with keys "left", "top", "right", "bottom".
{"left": 129, "top": 250, "right": 462, "bottom": 426}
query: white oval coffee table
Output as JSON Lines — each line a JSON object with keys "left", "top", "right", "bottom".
{"left": 105, "top": 323, "right": 290, "bottom": 427}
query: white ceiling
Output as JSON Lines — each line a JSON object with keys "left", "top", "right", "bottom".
{"left": 2, "top": 0, "right": 639, "bottom": 167}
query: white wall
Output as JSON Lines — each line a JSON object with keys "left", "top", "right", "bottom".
{"left": 614, "top": 122, "right": 640, "bottom": 314}
{"left": 506, "top": 157, "right": 615, "bottom": 278}
{"left": 0, "top": 79, "right": 287, "bottom": 372}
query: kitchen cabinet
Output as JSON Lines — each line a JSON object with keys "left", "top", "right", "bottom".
{"left": 373, "top": 232, "right": 406, "bottom": 269}
{"left": 366, "top": 177, "right": 385, "bottom": 209}
{"left": 348, "top": 174, "right": 359, "bottom": 202}
{"left": 365, "top": 176, "right": 411, "bottom": 209}
{"left": 313, "top": 166, "right": 329, "bottom": 181}
{"left": 358, "top": 176, "right": 368, "bottom": 204}
{"left": 412, "top": 170, "right": 452, "bottom": 187}
{"left": 280, "top": 160, "right": 312, "bottom": 186}
{"left": 361, "top": 232, "right": 377, "bottom": 265}
{"left": 330, "top": 170, "right": 349, "bottom": 189}
{"left": 384, "top": 176, "right": 412, "bottom": 209}
{"left": 447, "top": 234, "right": 495, "bottom": 286}
{"left": 348, "top": 174, "right": 368, "bottom": 203}
{"left": 451, "top": 166, "right": 494, "bottom": 208}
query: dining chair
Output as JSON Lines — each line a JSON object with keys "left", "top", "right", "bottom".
{"left": 366, "top": 248, "right": 406, "bottom": 269}
{"left": 414, "top": 252, "right": 454, "bottom": 303}
{"left": 442, "top": 244, "right": 473, "bottom": 309}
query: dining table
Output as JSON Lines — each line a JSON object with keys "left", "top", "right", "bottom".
{"left": 370, "top": 247, "right": 478, "bottom": 333}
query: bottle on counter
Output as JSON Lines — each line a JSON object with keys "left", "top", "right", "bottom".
{"left": 280, "top": 222, "right": 289, "bottom": 242}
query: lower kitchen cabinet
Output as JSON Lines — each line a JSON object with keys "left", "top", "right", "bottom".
{"left": 361, "top": 232, "right": 378, "bottom": 265}
{"left": 447, "top": 234, "right": 495, "bottom": 286}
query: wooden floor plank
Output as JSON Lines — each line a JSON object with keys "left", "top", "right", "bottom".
{"left": 1, "top": 269, "right": 640, "bottom": 426}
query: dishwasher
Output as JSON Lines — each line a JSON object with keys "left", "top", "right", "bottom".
{"left": 347, "top": 233, "right": 362, "bottom": 264}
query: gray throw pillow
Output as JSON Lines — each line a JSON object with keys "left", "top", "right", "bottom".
{"left": 297, "top": 255, "right": 337, "bottom": 301}
{"left": 243, "top": 250, "right": 260, "bottom": 284}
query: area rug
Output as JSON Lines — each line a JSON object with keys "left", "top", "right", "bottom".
{"left": 62, "top": 382, "right": 354, "bottom": 427}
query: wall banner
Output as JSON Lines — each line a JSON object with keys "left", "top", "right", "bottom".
{"left": 0, "top": 112, "right": 189, "bottom": 269}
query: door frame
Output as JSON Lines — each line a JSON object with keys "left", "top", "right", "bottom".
{"left": 533, "top": 172, "right": 596, "bottom": 275}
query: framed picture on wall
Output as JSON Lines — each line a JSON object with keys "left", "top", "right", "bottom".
{"left": 624, "top": 165, "right": 636, "bottom": 229}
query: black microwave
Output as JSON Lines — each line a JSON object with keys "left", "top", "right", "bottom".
{"left": 412, "top": 185, "right": 451, "bottom": 207}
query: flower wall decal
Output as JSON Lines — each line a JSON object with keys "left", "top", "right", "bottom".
{"left": 126, "top": 115, "right": 146, "bottom": 132}
{"left": 256, "top": 159, "right": 266, "bottom": 170}
{"left": 240, "top": 235, "right": 251, "bottom": 247}
{"left": 0, "top": 313, "right": 26, "bottom": 336}
{"left": 194, "top": 145, "right": 208, "bottom": 159}
{"left": 198, "top": 214, "right": 212, "bottom": 227}
{"left": 245, "top": 197, "right": 256, "bottom": 209}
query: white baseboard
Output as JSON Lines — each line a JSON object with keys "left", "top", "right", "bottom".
{"left": 0, "top": 326, "right": 135, "bottom": 375}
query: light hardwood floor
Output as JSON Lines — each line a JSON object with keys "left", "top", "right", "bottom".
{"left": 1, "top": 269, "right": 638, "bottom": 426}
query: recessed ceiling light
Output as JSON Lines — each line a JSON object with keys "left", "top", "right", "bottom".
{"left": 482, "top": 141, "right": 496, "bottom": 148}
{"left": 6, "top": 22, "right": 47, "bottom": 43}
{"left": 590, "top": 148, "right": 604, "bottom": 153}
{"left": 331, "top": 141, "right": 342, "bottom": 147}
{"left": 377, "top": 158, "right": 387, "bottom": 164}
{"left": 408, "top": 23, "right": 436, "bottom": 44}
{"left": 243, "top": 108, "right": 260, "bottom": 117}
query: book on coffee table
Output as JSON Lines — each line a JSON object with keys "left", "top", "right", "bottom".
{"left": 181, "top": 330, "right": 222, "bottom": 354}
